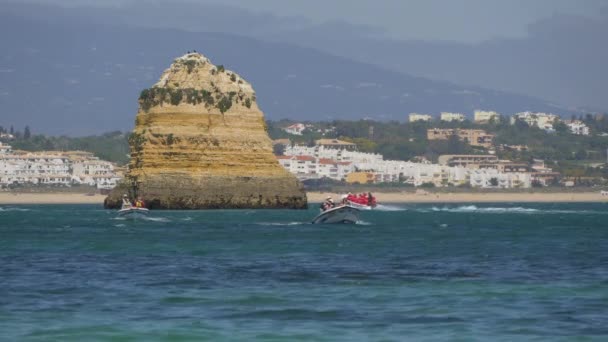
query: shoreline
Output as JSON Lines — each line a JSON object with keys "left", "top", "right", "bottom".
{"left": 307, "top": 191, "right": 607, "bottom": 203}
{"left": 0, "top": 191, "right": 606, "bottom": 204}
{"left": 0, "top": 193, "right": 107, "bottom": 205}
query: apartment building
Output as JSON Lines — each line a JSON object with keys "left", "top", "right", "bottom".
{"left": 473, "top": 110, "right": 500, "bottom": 123}
{"left": 438, "top": 154, "right": 499, "bottom": 168}
{"left": 510, "top": 111, "right": 558, "bottom": 131}
{"left": 315, "top": 139, "right": 358, "bottom": 151}
{"left": 427, "top": 129, "right": 494, "bottom": 148}
{"left": 409, "top": 113, "right": 433, "bottom": 123}
{"left": 282, "top": 123, "right": 307, "bottom": 135}
{"left": 277, "top": 143, "right": 540, "bottom": 189}
{"left": 0, "top": 144, "right": 121, "bottom": 189}
{"left": 440, "top": 112, "right": 465, "bottom": 122}
{"left": 566, "top": 120, "right": 590, "bottom": 135}
{"left": 469, "top": 169, "right": 531, "bottom": 188}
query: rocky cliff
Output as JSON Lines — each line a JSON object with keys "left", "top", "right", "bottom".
{"left": 104, "top": 53, "right": 307, "bottom": 209}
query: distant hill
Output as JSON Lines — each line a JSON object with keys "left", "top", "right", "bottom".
{"left": 0, "top": 5, "right": 576, "bottom": 135}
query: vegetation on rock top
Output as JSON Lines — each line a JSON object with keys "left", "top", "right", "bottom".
{"left": 138, "top": 86, "right": 254, "bottom": 113}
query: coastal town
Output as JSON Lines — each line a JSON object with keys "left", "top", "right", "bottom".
{"left": 1, "top": 109, "right": 606, "bottom": 191}
{"left": 273, "top": 110, "right": 606, "bottom": 189}
{"left": 0, "top": 141, "right": 122, "bottom": 190}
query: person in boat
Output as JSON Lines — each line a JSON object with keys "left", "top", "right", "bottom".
{"left": 121, "top": 194, "right": 133, "bottom": 209}
{"left": 346, "top": 192, "right": 355, "bottom": 203}
{"left": 134, "top": 196, "right": 145, "bottom": 208}
{"left": 367, "top": 192, "right": 373, "bottom": 206}
{"left": 357, "top": 193, "right": 367, "bottom": 204}
{"left": 320, "top": 196, "right": 335, "bottom": 211}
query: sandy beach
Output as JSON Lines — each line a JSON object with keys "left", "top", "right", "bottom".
{"left": 0, "top": 193, "right": 107, "bottom": 205}
{"left": 307, "top": 191, "right": 608, "bottom": 203}
{"left": 0, "top": 191, "right": 606, "bottom": 205}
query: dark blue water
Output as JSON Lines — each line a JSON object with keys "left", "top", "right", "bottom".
{"left": 1, "top": 203, "right": 607, "bottom": 341}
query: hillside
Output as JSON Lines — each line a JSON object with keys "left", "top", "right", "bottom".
{"left": 0, "top": 6, "right": 575, "bottom": 135}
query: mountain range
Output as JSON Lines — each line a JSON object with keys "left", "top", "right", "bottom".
{"left": 0, "top": 2, "right": 585, "bottom": 135}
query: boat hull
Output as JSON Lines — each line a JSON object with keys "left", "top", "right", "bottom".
{"left": 346, "top": 200, "right": 375, "bottom": 210}
{"left": 117, "top": 207, "right": 149, "bottom": 218}
{"left": 311, "top": 205, "right": 360, "bottom": 224}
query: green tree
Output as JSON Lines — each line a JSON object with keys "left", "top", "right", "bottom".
{"left": 273, "top": 143, "right": 285, "bottom": 156}
{"left": 24, "top": 126, "right": 31, "bottom": 139}
{"left": 554, "top": 121, "right": 568, "bottom": 134}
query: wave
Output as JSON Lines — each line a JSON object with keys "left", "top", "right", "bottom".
{"left": 374, "top": 204, "right": 407, "bottom": 211}
{"left": 112, "top": 215, "right": 170, "bottom": 222}
{"left": 432, "top": 205, "right": 539, "bottom": 213}
{"left": 141, "top": 216, "right": 170, "bottom": 222}
{"left": 256, "top": 222, "right": 306, "bottom": 227}
{"left": 422, "top": 205, "right": 606, "bottom": 214}
{"left": 0, "top": 207, "right": 31, "bottom": 212}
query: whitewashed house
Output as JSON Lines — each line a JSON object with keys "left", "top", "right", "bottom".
{"left": 511, "top": 112, "right": 559, "bottom": 131}
{"left": 440, "top": 112, "right": 466, "bottom": 122}
{"left": 566, "top": 120, "right": 590, "bottom": 135}
{"left": 0, "top": 145, "right": 121, "bottom": 188}
{"left": 474, "top": 110, "right": 500, "bottom": 123}
{"left": 469, "top": 169, "right": 531, "bottom": 188}
{"left": 409, "top": 113, "right": 433, "bottom": 122}
{"left": 0, "top": 142, "right": 11, "bottom": 154}
{"left": 282, "top": 123, "right": 308, "bottom": 135}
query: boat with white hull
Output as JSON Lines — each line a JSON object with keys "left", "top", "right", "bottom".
{"left": 311, "top": 205, "right": 360, "bottom": 224}
{"left": 117, "top": 207, "right": 149, "bottom": 218}
{"left": 346, "top": 200, "right": 376, "bottom": 210}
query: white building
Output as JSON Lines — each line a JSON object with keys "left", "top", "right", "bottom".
{"left": 275, "top": 155, "right": 354, "bottom": 181}
{"left": 71, "top": 159, "right": 121, "bottom": 189}
{"left": 0, "top": 153, "right": 71, "bottom": 186}
{"left": 284, "top": 145, "right": 383, "bottom": 164}
{"left": 279, "top": 142, "right": 535, "bottom": 188}
{"left": 469, "top": 169, "right": 531, "bottom": 188}
{"left": 440, "top": 112, "right": 466, "bottom": 122}
{"left": 276, "top": 155, "right": 317, "bottom": 179}
{"left": 0, "top": 145, "right": 121, "bottom": 189}
{"left": 566, "top": 120, "right": 590, "bottom": 136}
{"left": 511, "top": 111, "right": 559, "bottom": 131}
{"left": 0, "top": 142, "right": 11, "bottom": 154}
{"left": 317, "top": 158, "right": 354, "bottom": 180}
{"left": 409, "top": 113, "right": 433, "bottom": 123}
{"left": 353, "top": 160, "right": 468, "bottom": 187}
{"left": 474, "top": 110, "right": 500, "bottom": 123}
{"left": 282, "top": 123, "right": 308, "bottom": 135}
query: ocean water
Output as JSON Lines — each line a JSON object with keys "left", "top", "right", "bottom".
{"left": 1, "top": 202, "right": 607, "bottom": 341}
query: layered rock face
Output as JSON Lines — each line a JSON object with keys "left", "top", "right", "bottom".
{"left": 105, "top": 53, "right": 307, "bottom": 209}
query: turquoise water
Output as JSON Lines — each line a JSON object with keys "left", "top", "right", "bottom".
{"left": 1, "top": 203, "right": 607, "bottom": 341}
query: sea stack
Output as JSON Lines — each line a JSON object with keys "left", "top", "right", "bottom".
{"left": 104, "top": 53, "right": 307, "bottom": 209}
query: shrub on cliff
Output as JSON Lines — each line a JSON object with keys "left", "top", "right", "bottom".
{"left": 183, "top": 60, "right": 197, "bottom": 74}
{"left": 169, "top": 89, "right": 183, "bottom": 105}
{"left": 217, "top": 96, "right": 232, "bottom": 113}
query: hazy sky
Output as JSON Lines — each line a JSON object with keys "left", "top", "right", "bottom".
{"left": 17, "top": 0, "right": 607, "bottom": 42}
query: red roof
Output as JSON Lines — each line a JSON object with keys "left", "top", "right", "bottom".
{"left": 318, "top": 158, "right": 337, "bottom": 165}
